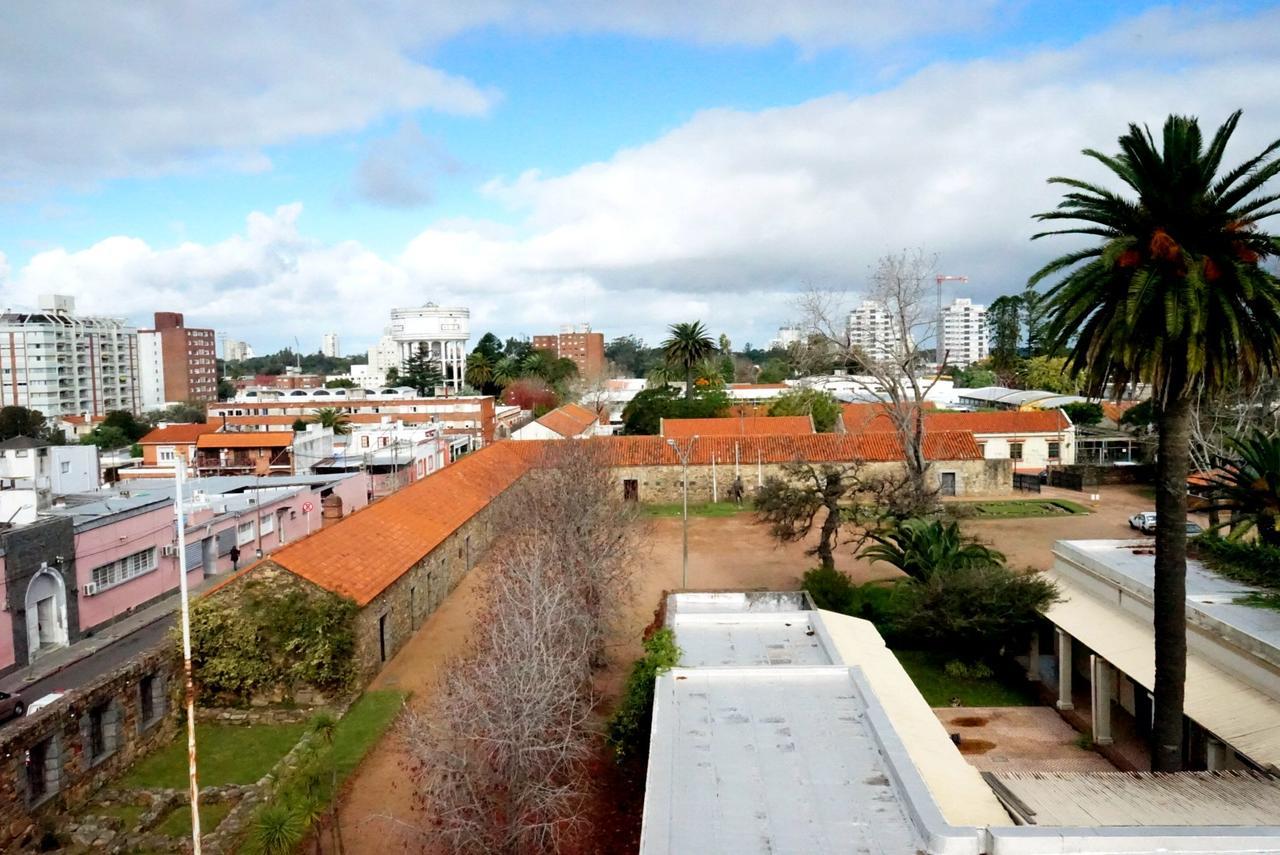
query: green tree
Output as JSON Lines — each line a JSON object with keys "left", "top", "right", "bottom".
{"left": 1017, "top": 355, "right": 1080, "bottom": 393}
{"left": 987, "top": 295, "right": 1024, "bottom": 371}
{"left": 661, "top": 321, "right": 717, "bottom": 401}
{"left": 324, "top": 378, "right": 357, "bottom": 389}
{"left": 81, "top": 425, "right": 131, "bottom": 450}
{"left": 767, "top": 388, "right": 840, "bottom": 432}
{"left": 1021, "top": 286, "right": 1051, "bottom": 357}
{"left": 604, "top": 335, "right": 659, "bottom": 377}
{"left": 473, "top": 332, "right": 504, "bottom": 362}
{"left": 217, "top": 378, "right": 236, "bottom": 400}
{"left": 952, "top": 363, "right": 998, "bottom": 389}
{"left": 466, "top": 351, "right": 493, "bottom": 388}
{"left": 309, "top": 407, "right": 351, "bottom": 436}
{"left": 401, "top": 346, "right": 444, "bottom": 396}
{"left": 151, "top": 402, "right": 208, "bottom": 423}
{"left": 756, "top": 462, "right": 862, "bottom": 572}
{"left": 1206, "top": 430, "right": 1280, "bottom": 545}
{"left": 492, "top": 355, "right": 521, "bottom": 388}
{"left": 620, "top": 385, "right": 731, "bottom": 435}
{"left": 757, "top": 358, "right": 790, "bottom": 383}
{"left": 1029, "top": 111, "right": 1280, "bottom": 771}
{"left": 0, "top": 406, "right": 46, "bottom": 441}
{"left": 102, "top": 409, "right": 149, "bottom": 441}
{"left": 1061, "top": 402, "right": 1104, "bottom": 426}
{"left": 859, "top": 519, "right": 1005, "bottom": 582}
{"left": 383, "top": 366, "right": 401, "bottom": 387}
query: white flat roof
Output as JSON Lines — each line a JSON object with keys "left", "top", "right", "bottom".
{"left": 643, "top": 668, "right": 921, "bottom": 854}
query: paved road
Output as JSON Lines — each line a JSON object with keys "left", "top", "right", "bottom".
{"left": 3, "top": 614, "right": 175, "bottom": 721}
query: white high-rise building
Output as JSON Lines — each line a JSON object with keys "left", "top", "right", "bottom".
{"left": 223, "top": 339, "right": 254, "bottom": 362}
{"left": 0, "top": 295, "right": 140, "bottom": 417}
{"left": 321, "top": 332, "right": 340, "bottom": 358}
{"left": 388, "top": 303, "right": 470, "bottom": 392}
{"left": 846, "top": 301, "right": 909, "bottom": 364}
{"left": 137, "top": 332, "right": 166, "bottom": 411}
{"left": 940, "top": 298, "right": 988, "bottom": 367}
{"left": 768, "top": 326, "right": 802, "bottom": 351}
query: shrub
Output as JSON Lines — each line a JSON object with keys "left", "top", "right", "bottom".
{"left": 1194, "top": 535, "right": 1280, "bottom": 589}
{"left": 944, "top": 659, "right": 994, "bottom": 680}
{"left": 802, "top": 565, "right": 857, "bottom": 612}
{"left": 605, "top": 628, "right": 680, "bottom": 761}
{"left": 893, "top": 565, "right": 1058, "bottom": 656}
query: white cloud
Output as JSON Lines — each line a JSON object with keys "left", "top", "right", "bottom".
{"left": 4, "top": 6, "right": 1279, "bottom": 354}
{"left": 352, "top": 123, "right": 461, "bottom": 209}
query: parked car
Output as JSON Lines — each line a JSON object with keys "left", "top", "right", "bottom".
{"left": 0, "top": 690, "right": 25, "bottom": 722}
{"left": 1129, "top": 511, "right": 1158, "bottom": 533}
{"left": 25, "top": 692, "right": 65, "bottom": 716}
{"left": 1185, "top": 521, "right": 1204, "bottom": 536}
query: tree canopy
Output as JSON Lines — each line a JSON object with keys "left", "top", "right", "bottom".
{"left": 767, "top": 388, "right": 840, "bottom": 432}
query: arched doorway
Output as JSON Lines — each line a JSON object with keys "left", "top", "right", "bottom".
{"left": 25, "top": 566, "right": 68, "bottom": 660}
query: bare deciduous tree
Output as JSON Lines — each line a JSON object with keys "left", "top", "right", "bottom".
{"left": 797, "top": 249, "right": 946, "bottom": 514}
{"left": 400, "top": 440, "right": 641, "bottom": 853}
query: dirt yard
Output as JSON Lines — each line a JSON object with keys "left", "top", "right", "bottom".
{"left": 329, "top": 489, "right": 1163, "bottom": 849}
{"left": 934, "top": 707, "right": 1116, "bottom": 773}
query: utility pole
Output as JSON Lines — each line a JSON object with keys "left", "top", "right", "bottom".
{"left": 173, "top": 464, "right": 202, "bottom": 854}
{"left": 666, "top": 436, "right": 698, "bottom": 589}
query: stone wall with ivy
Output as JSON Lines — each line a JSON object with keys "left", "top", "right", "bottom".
{"left": 190, "top": 564, "right": 358, "bottom": 707}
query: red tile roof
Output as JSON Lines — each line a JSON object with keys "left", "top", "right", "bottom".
{"left": 139, "top": 423, "right": 217, "bottom": 444}
{"left": 661, "top": 416, "right": 814, "bottom": 437}
{"left": 1101, "top": 401, "right": 1139, "bottom": 424}
{"left": 196, "top": 431, "right": 295, "bottom": 449}
{"left": 265, "top": 442, "right": 534, "bottom": 605}
{"left": 534, "top": 403, "right": 598, "bottom": 438}
{"left": 597, "top": 432, "right": 981, "bottom": 466}
{"left": 841, "top": 404, "right": 1068, "bottom": 436}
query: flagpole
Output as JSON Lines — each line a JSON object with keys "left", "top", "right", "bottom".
{"left": 173, "top": 462, "right": 202, "bottom": 852}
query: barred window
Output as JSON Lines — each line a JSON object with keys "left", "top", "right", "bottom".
{"left": 91, "top": 547, "right": 157, "bottom": 589}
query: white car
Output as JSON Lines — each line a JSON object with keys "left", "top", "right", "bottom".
{"left": 1129, "top": 511, "right": 1158, "bottom": 534}
{"left": 25, "top": 692, "right": 65, "bottom": 716}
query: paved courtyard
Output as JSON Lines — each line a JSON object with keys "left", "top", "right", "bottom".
{"left": 934, "top": 706, "right": 1116, "bottom": 773}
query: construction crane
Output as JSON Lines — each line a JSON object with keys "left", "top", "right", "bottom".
{"left": 935, "top": 274, "right": 969, "bottom": 366}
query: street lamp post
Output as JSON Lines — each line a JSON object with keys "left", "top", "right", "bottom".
{"left": 666, "top": 436, "right": 698, "bottom": 589}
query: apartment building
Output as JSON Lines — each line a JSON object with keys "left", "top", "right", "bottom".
{"left": 223, "top": 339, "right": 253, "bottom": 362}
{"left": 533, "top": 323, "right": 605, "bottom": 378}
{"left": 940, "top": 298, "right": 988, "bottom": 367}
{"left": 321, "top": 332, "right": 340, "bottom": 358}
{"left": 137, "top": 312, "right": 218, "bottom": 410}
{"left": 846, "top": 300, "right": 908, "bottom": 364}
{"left": 0, "top": 295, "right": 140, "bottom": 417}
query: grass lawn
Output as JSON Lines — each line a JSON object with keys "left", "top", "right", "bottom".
{"left": 121, "top": 722, "right": 306, "bottom": 790}
{"left": 643, "top": 501, "right": 747, "bottom": 518}
{"left": 326, "top": 690, "right": 405, "bottom": 783}
{"left": 892, "top": 649, "right": 1037, "bottom": 707}
{"left": 156, "top": 801, "right": 233, "bottom": 838}
{"left": 950, "top": 498, "right": 1089, "bottom": 518}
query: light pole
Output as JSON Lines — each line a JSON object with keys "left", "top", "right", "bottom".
{"left": 172, "top": 464, "right": 202, "bottom": 854}
{"left": 666, "top": 436, "right": 698, "bottom": 589}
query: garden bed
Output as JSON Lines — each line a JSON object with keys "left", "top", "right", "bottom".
{"left": 891, "top": 649, "right": 1038, "bottom": 707}
{"left": 644, "top": 501, "right": 748, "bottom": 517}
{"left": 948, "top": 499, "right": 1089, "bottom": 518}
{"left": 120, "top": 721, "right": 308, "bottom": 789}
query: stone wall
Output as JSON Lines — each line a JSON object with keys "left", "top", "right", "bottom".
{"left": 0, "top": 643, "right": 180, "bottom": 851}
{"left": 2, "top": 515, "right": 80, "bottom": 675}
{"left": 612, "top": 458, "right": 1011, "bottom": 504}
{"left": 353, "top": 486, "right": 514, "bottom": 681}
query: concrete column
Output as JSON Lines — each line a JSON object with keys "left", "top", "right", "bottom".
{"left": 1027, "top": 631, "right": 1041, "bottom": 682}
{"left": 1055, "top": 628, "right": 1074, "bottom": 711}
{"left": 1091, "top": 654, "right": 1113, "bottom": 745}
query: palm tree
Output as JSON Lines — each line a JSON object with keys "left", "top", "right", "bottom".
{"left": 859, "top": 519, "right": 1005, "bottom": 582}
{"left": 1029, "top": 111, "right": 1280, "bottom": 771}
{"left": 1207, "top": 430, "right": 1280, "bottom": 545}
{"left": 466, "top": 352, "right": 493, "bottom": 388}
{"left": 310, "top": 407, "right": 350, "bottom": 436}
{"left": 661, "top": 321, "right": 717, "bottom": 400}
{"left": 492, "top": 355, "right": 520, "bottom": 388}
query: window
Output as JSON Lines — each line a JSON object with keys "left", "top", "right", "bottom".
{"left": 159, "top": 447, "right": 176, "bottom": 462}
{"left": 60, "top": 461, "right": 70, "bottom": 474}
{"left": 1048, "top": 441, "right": 1061, "bottom": 461}
{"left": 139, "top": 673, "right": 164, "bottom": 728}
{"left": 259, "top": 514, "right": 274, "bottom": 535}
{"left": 89, "top": 704, "right": 107, "bottom": 759}
{"left": 237, "top": 520, "right": 256, "bottom": 545}
{"left": 1010, "top": 442, "right": 1024, "bottom": 461}
{"left": 91, "top": 547, "right": 157, "bottom": 590}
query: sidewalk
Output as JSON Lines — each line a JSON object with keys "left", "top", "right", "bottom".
{"left": 0, "top": 575, "right": 219, "bottom": 694}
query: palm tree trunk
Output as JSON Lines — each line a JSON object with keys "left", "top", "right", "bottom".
{"left": 1152, "top": 395, "right": 1191, "bottom": 772}
{"left": 685, "top": 366, "right": 693, "bottom": 400}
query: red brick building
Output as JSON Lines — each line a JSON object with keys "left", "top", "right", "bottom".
{"left": 140, "top": 312, "right": 218, "bottom": 403}
{"left": 532, "top": 324, "right": 605, "bottom": 378}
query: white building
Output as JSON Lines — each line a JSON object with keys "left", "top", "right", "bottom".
{"left": 0, "top": 295, "right": 140, "bottom": 418}
{"left": 222, "top": 338, "right": 254, "bottom": 362}
{"left": 846, "top": 300, "right": 909, "bottom": 364}
{"left": 940, "top": 298, "right": 988, "bottom": 367}
{"left": 388, "top": 303, "right": 470, "bottom": 391}
{"left": 767, "top": 325, "right": 802, "bottom": 351}
{"left": 321, "top": 332, "right": 340, "bottom": 358}
{"left": 359, "top": 328, "right": 403, "bottom": 387}
{"left": 137, "top": 330, "right": 166, "bottom": 411}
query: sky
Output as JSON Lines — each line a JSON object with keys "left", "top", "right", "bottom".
{"left": 1, "top": 1, "right": 1279, "bottom": 356}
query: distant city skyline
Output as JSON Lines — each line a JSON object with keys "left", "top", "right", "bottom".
{"left": 2, "top": 3, "right": 1278, "bottom": 352}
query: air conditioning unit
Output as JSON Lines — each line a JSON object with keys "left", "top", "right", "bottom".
{"left": 82, "top": 582, "right": 99, "bottom": 596}
{"left": 161, "top": 545, "right": 177, "bottom": 557}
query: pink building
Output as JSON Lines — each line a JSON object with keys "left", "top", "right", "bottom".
{"left": 0, "top": 472, "right": 367, "bottom": 675}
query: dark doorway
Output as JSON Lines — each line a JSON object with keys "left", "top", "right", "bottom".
{"left": 940, "top": 472, "right": 957, "bottom": 497}
{"left": 623, "top": 479, "right": 639, "bottom": 501}
{"left": 378, "top": 614, "right": 388, "bottom": 663}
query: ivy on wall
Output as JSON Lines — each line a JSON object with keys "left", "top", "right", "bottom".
{"left": 187, "top": 580, "right": 358, "bottom": 705}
